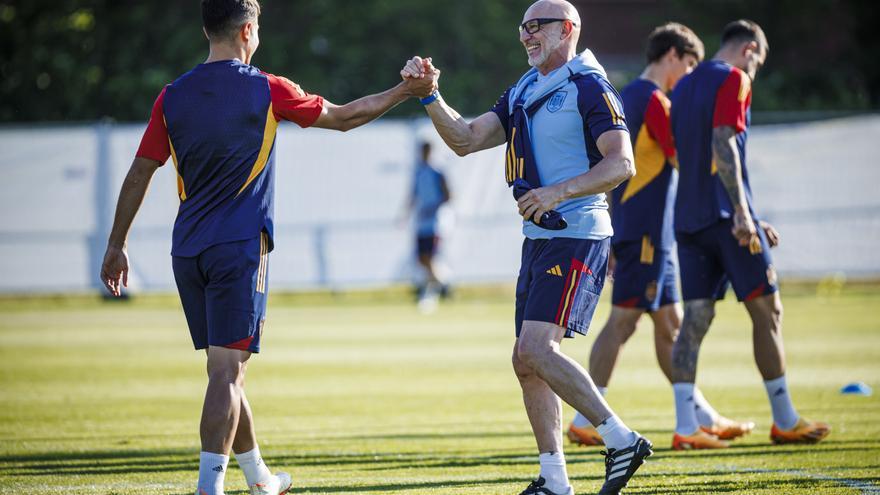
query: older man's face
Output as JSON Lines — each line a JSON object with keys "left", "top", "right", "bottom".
{"left": 519, "top": 10, "right": 567, "bottom": 69}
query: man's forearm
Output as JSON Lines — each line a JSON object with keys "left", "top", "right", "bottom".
{"left": 107, "top": 160, "right": 159, "bottom": 248}
{"left": 425, "top": 99, "right": 477, "bottom": 156}
{"left": 558, "top": 153, "right": 634, "bottom": 201}
{"left": 712, "top": 126, "right": 748, "bottom": 210}
{"left": 334, "top": 83, "right": 409, "bottom": 131}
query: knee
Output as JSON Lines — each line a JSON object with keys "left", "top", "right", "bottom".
{"left": 207, "top": 360, "right": 246, "bottom": 387}
{"left": 511, "top": 350, "right": 535, "bottom": 380}
{"left": 515, "top": 337, "right": 552, "bottom": 370}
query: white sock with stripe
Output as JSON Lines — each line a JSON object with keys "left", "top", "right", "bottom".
{"left": 764, "top": 375, "right": 799, "bottom": 430}
{"left": 673, "top": 382, "right": 699, "bottom": 435}
{"left": 693, "top": 387, "right": 720, "bottom": 427}
{"left": 571, "top": 387, "right": 607, "bottom": 428}
{"left": 197, "top": 451, "right": 228, "bottom": 495}
{"left": 595, "top": 414, "right": 636, "bottom": 451}
{"left": 538, "top": 451, "right": 570, "bottom": 493}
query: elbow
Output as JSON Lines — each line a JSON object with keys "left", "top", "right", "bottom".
{"left": 452, "top": 146, "right": 470, "bottom": 157}
{"left": 619, "top": 156, "right": 636, "bottom": 181}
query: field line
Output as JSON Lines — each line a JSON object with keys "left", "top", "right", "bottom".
{"left": 718, "top": 465, "right": 880, "bottom": 494}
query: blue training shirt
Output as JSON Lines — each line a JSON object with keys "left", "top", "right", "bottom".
{"left": 490, "top": 56, "right": 628, "bottom": 240}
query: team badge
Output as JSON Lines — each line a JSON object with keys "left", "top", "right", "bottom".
{"left": 645, "top": 280, "right": 658, "bottom": 303}
{"left": 546, "top": 91, "right": 567, "bottom": 113}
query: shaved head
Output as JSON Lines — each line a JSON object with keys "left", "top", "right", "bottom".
{"left": 524, "top": 0, "right": 581, "bottom": 27}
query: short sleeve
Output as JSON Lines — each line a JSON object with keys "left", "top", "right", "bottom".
{"left": 263, "top": 72, "right": 325, "bottom": 128}
{"left": 489, "top": 86, "right": 513, "bottom": 136}
{"left": 644, "top": 90, "right": 676, "bottom": 159}
{"left": 712, "top": 68, "right": 751, "bottom": 132}
{"left": 580, "top": 76, "right": 628, "bottom": 143}
{"left": 135, "top": 86, "right": 171, "bottom": 164}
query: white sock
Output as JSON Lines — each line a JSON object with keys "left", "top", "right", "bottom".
{"left": 234, "top": 446, "right": 273, "bottom": 486}
{"left": 571, "top": 387, "right": 607, "bottom": 428}
{"left": 595, "top": 414, "right": 636, "bottom": 451}
{"left": 197, "top": 451, "right": 229, "bottom": 495}
{"left": 538, "top": 451, "right": 570, "bottom": 493}
{"left": 764, "top": 375, "right": 799, "bottom": 430}
{"left": 673, "top": 382, "right": 699, "bottom": 435}
{"left": 693, "top": 387, "right": 720, "bottom": 427}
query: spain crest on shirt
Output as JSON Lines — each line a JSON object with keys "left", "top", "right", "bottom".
{"left": 547, "top": 91, "right": 567, "bottom": 113}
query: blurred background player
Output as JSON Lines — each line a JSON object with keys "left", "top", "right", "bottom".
{"left": 402, "top": 1, "right": 653, "bottom": 493}
{"left": 568, "top": 23, "right": 754, "bottom": 447}
{"left": 401, "top": 141, "right": 451, "bottom": 309}
{"left": 668, "top": 19, "right": 830, "bottom": 449}
{"left": 98, "top": 0, "right": 436, "bottom": 494}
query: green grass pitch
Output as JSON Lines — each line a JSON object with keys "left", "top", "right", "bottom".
{"left": 0, "top": 283, "right": 878, "bottom": 494}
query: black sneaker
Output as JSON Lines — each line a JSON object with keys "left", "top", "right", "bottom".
{"left": 519, "top": 476, "right": 573, "bottom": 495}
{"left": 597, "top": 435, "right": 653, "bottom": 494}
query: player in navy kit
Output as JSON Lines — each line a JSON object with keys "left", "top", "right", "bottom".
{"left": 99, "top": 1, "right": 436, "bottom": 493}
{"left": 568, "top": 23, "right": 754, "bottom": 448}
{"left": 668, "top": 19, "right": 829, "bottom": 450}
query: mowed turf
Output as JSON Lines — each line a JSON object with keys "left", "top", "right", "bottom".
{"left": 0, "top": 283, "right": 878, "bottom": 494}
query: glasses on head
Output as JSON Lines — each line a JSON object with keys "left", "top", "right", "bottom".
{"left": 518, "top": 18, "right": 572, "bottom": 35}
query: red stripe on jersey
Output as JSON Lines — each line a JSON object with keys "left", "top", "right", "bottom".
{"left": 644, "top": 90, "right": 676, "bottom": 159}
{"left": 614, "top": 297, "right": 641, "bottom": 308}
{"left": 262, "top": 72, "right": 325, "bottom": 127}
{"left": 712, "top": 68, "right": 751, "bottom": 133}
{"left": 135, "top": 86, "right": 171, "bottom": 164}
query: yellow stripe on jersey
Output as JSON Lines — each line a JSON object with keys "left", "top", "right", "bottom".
{"left": 621, "top": 123, "right": 666, "bottom": 203}
{"left": 603, "top": 92, "right": 625, "bottom": 126}
{"left": 738, "top": 73, "right": 752, "bottom": 102}
{"left": 163, "top": 115, "right": 187, "bottom": 201}
{"left": 238, "top": 104, "right": 280, "bottom": 196}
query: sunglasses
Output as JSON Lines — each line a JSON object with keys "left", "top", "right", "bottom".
{"left": 518, "top": 18, "right": 573, "bottom": 35}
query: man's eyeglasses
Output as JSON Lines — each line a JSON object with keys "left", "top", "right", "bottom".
{"left": 518, "top": 18, "right": 573, "bottom": 35}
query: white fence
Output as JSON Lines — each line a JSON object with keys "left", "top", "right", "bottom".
{"left": 1, "top": 115, "right": 878, "bottom": 293}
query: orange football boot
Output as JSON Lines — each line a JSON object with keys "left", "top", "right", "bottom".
{"left": 771, "top": 418, "right": 830, "bottom": 444}
{"left": 700, "top": 416, "right": 756, "bottom": 440}
{"left": 672, "top": 430, "right": 730, "bottom": 450}
{"left": 566, "top": 423, "right": 604, "bottom": 446}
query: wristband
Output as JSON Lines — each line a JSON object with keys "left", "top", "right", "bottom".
{"left": 420, "top": 90, "right": 440, "bottom": 106}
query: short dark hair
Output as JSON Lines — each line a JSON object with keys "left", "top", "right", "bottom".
{"left": 721, "top": 19, "right": 769, "bottom": 56}
{"left": 201, "top": 0, "right": 261, "bottom": 39}
{"left": 646, "top": 23, "right": 704, "bottom": 64}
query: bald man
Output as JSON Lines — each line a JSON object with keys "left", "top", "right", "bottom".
{"left": 402, "top": 1, "right": 652, "bottom": 493}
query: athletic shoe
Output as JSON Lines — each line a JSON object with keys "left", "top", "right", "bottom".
{"left": 518, "top": 476, "right": 573, "bottom": 495}
{"left": 700, "top": 416, "right": 756, "bottom": 440}
{"left": 770, "top": 418, "right": 830, "bottom": 445}
{"left": 566, "top": 423, "right": 604, "bottom": 446}
{"left": 672, "top": 430, "right": 729, "bottom": 450}
{"left": 250, "top": 472, "right": 292, "bottom": 495}
{"left": 597, "top": 434, "right": 653, "bottom": 494}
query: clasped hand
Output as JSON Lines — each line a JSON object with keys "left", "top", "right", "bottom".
{"left": 400, "top": 56, "right": 440, "bottom": 98}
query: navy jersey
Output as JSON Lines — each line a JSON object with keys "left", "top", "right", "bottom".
{"left": 611, "top": 79, "right": 677, "bottom": 248}
{"left": 137, "top": 60, "right": 324, "bottom": 256}
{"left": 670, "top": 60, "right": 754, "bottom": 233}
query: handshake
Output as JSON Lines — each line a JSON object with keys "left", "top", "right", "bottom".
{"left": 399, "top": 56, "right": 441, "bottom": 99}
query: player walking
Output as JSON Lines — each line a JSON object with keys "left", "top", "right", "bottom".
{"left": 98, "top": 1, "right": 435, "bottom": 494}
{"left": 568, "top": 23, "right": 754, "bottom": 447}
{"left": 668, "top": 19, "right": 830, "bottom": 449}
{"left": 403, "top": 1, "right": 651, "bottom": 493}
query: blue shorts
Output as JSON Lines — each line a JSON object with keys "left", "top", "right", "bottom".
{"left": 611, "top": 236, "right": 679, "bottom": 312}
{"left": 172, "top": 232, "right": 269, "bottom": 353}
{"left": 677, "top": 219, "right": 779, "bottom": 302}
{"left": 416, "top": 234, "right": 438, "bottom": 257}
{"left": 515, "top": 237, "right": 609, "bottom": 338}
